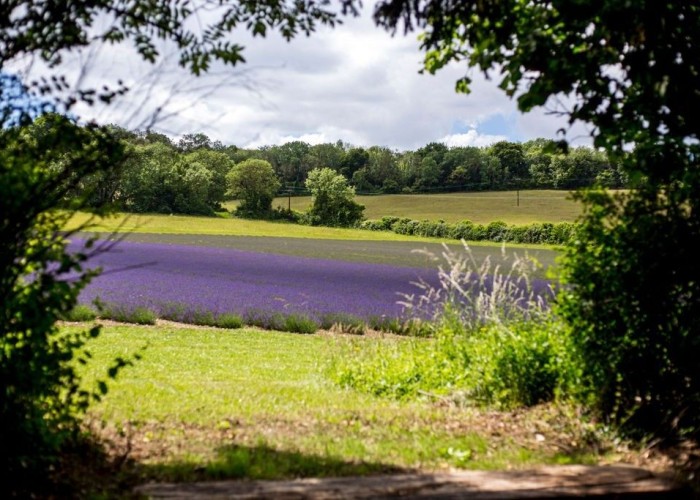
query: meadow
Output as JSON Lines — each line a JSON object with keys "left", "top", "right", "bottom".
{"left": 237, "top": 190, "right": 583, "bottom": 225}
{"left": 73, "top": 323, "right": 614, "bottom": 483}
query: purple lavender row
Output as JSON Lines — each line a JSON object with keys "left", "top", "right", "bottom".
{"left": 68, "top": 238, "right": 441, "bottom": 323}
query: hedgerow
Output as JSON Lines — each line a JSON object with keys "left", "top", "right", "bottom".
{"left": 359, "top": 216, "right": 578, "bottom": 245}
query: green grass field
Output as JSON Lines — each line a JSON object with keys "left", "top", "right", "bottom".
{"left": 73, "top": 323, "right": 608, "bottom": 482}
{"left": 67, "top": 211, "right": 449, "bottom": 243}
{"left": 224, "top": 190, "right": 582, "bottom": 225}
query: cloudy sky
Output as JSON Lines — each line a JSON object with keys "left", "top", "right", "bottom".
{"left": 28, "top": 9, "right": 592, "bottom": 151}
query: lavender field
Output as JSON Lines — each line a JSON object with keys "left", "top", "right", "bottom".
{"left": 71, "top": 238, "right": 442, "bottom": 325}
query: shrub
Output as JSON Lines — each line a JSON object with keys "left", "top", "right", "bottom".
{"left": 282, "top": 313, "right": 319, "bottom": 334}
{"left": 460, "top": 320, "right": 574, "bottom": 408}
{"left": 0, "top": 114, "right": 136, "bottom": 495}
{"left": 422, "top": 219, "right": 451, "bottom": 238}
{"left": 99, "top": 304, "right": 157, "bottom": 325}
{"left": 62, "top": 304, "right": 98, "bottom": 322}
{"left": 216, "top": 313, "right": 244, "bottom": 329}
{"left": 449, "top": 220, "right": 477, "bottom": 240}
{"left": 365, "top": 216, "right": 577, "bottom": 245}
{"left": 559, "top": 189, "right": 700, "bottom": 439}
{"left": 360, "top": 216, "right": 400, "bottom": 232}
{"left": 485, "top": 220, "right": 509, "bottom": 241}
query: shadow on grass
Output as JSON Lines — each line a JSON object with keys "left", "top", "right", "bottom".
{"left": 50, "top": 440, "right": 405, "bottom": 497}
{"left": 138, "top": 442, "right": 406, "bottom": 483}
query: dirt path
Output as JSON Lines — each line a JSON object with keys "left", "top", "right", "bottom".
{"left": 135, "top": 465, "right": 689, "bottom": 498}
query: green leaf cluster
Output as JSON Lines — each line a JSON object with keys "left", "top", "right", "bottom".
{"left": 226, "top": 158, "right": 281, "bottom": 217}
{"left": 0, "top": 115, "right": 128, "bottom": 494}
{"left": 305, "top": 167, "right": 365, "bottom": 227}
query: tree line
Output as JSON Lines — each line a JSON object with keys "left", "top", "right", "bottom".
{"left": 74, "top": 126, "right": 627, "bottom": 216}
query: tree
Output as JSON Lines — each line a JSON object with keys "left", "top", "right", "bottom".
{"left": 489, "top": 141, "right": 528, "bottom": 182}
{"left": 308, "top": 142, "right": 347, "bottom": 172}
{"left": 415, "top": 142, "right": 449, "bottom": 186}
{"left": 121, "top": 141, "right": 180, "bottom": 213}
{"left": 1, "top": 1, "right": 357, "bottom": 493}
{"left": 226, "top": 159, "right": 281, "bottom": 217}
{"left": 185, "top": 149, "right": 236, "bottom": 211}
{"left": 0, "top": 111, "right": 127, "bottom": 495}
{"left": 444, "top": 147, "right": 488, "bottom": 189}
{"left": 374, "top": 1, "right": 700, "bottom": 439}
{"left": 340, "top": 147, "right": 370, "bottom": 179}
{"left": 177, "top": 132, "right": 212, "bottom": 153}
{"left": 305, "top": 167, "right": 365, "bottom": 227}
{"left": 366, "top": 146, "right": 400, "bottom": 191}
{"left": 524, "top": 139, "right": 557, "bottom": 188}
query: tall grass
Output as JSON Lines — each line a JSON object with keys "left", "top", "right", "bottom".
{"left": 331, "top": 242, "right": 576, "bottom": 409}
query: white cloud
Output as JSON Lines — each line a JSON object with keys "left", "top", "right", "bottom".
{"left": 439, "top": 129, "right": 508, "bottom": 147}
{"left": 11, "top": 9, "right": 586, "bottom": 150}
{"left": 243, "top": 123, "right": 372, "bottom": 149}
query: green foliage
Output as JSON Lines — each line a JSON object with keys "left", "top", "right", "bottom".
{"left": 117, "top": 142, "right": 233, "bottom": 215}
{"left": 366, "top": 316, "right": 429, "bottom": 336}
{"left": 87, "top": 132, "right": 624, "bottom": 210}
{"left": 283, "top": 314, "right": 319, "bottom": 334}
{"left": 226, "top": 159, "right": 281, "bottom": 217}
{"left": 1, "top": 0, "right": 356, "bottom": 493}
{"left": 216, "top": 313, "right": 244, "bottom": 330}
{"left": 332, "top": 319, "right": 574, "bottom": 409}
{"left": 305, "top": 167, "right": 365, "bottom": 227}
{"left": 1, "top": 1, "right": 352, "bottom": 81}
{"left": 0, "top": 115, "right": 127, "bottom": 494}
{"left": 459, "top": 320, "right": 575, "bottom": 408}
{"left": 99, "top": 304, "right": 158, "bottom": 325}
{"left": 489, "top": 141, "right": 527, "bottom": 180}
{"left": 558, "top": 188, "right": 700, "bottom": 438}
{"left": 361, "top": 217, "right": 577, "bottom": 245}
{"left": 62, "top": 304, "right": 98, "bottom": 322}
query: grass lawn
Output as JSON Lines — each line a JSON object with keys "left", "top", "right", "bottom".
{"left": 242, "top": 190, "right": 582, "bottom": 225}
{"left": 73, "top": 323, "right": 622, "bottom": 483}
{"left": 67, "top": 211, "right": 452, "bottom": 243}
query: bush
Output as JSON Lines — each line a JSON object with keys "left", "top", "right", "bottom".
{"left": 359, "top": 216, "right": 399, "bottom": 232}
{"left": 62, "top": 304, "right": 98, "bottom": 322}
{"left": 0, "top": 115, "right": 132, "bottom": 495}
{"left": 282, "top": 313, "right": 319, "bottom": 334}
{"left": 486, "top": 220, "right": 509, "bottom": 241}
{"left": 362, "top": 216, "right": 578, "bottom": 245}
{"left": 305, "top": 168, "right": 365, "bottom": 227}
{"left": 216, "top": 313, "right": 244, "bottom": 329}
{"left": 461, "top": 320, "right": 573, "bottom": 408}
{"left": 559, "top": 189, "right": 700, "bottom": 439}
{"left": 99, "top": 304, "right": 157, "bottom": 325}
